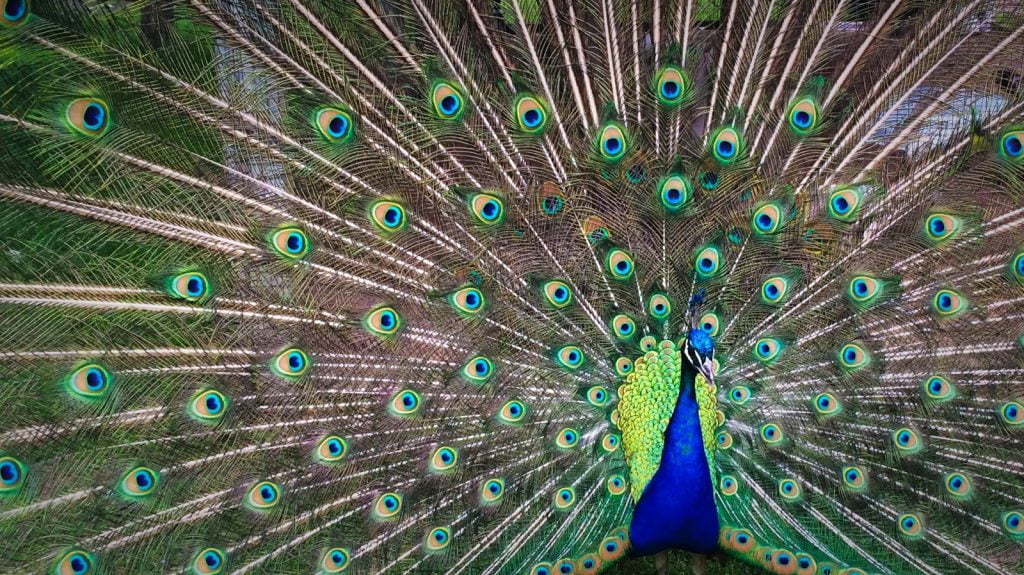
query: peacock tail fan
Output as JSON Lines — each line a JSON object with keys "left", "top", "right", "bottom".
{"left": 0, "top": 0, "right": 1022, "bottom": 573}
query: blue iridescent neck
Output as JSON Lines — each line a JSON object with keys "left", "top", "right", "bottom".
{"left": 628, "top": 361, "right": 719, "bottom": 556}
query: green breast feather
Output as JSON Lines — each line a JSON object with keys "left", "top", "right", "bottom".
{"left": 615, "top": 339, "right": 719, "bottom": 501}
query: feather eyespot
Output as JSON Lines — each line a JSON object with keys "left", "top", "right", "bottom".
{"left": 778, "top": 476, "right": 802, "bottom": 499}
{"left": 1001, "top": 511, "right": 1024, "bottom": 538}
{"left": 795, "top": 553, "right": 816, "bottom": 575}
{"left": 268, "top": 227, "right": 311, "bottom": 259}
{"left": 658, "top": 175, "right": 692, "bottom": 212}
{"left": 841, "top": 465, "right": 867, "bottom": 491}
{"left": 166, "top": 271, "right": 210, "bottom": 302}
{"left": 606, "top": 474, "right": 627, "bottom": 496}
{"left": 555, "top": 345, "right": 584, "bottom": 369}
{"left": 847, "top": 275, "right": 883, "bottom": 305}
{"left": 315, "top": 108, "right": 354, "bottom": 143}
{"left": 480, "top": 478, "right": 505, "bottom": 505}
{"left": 117, "top": 466, "right": 159, "bottom": 499}
{"left": 2, "top": 0, "right": 28, "bottom": 26}
{"left": 771, "top": 549, "right": 798, "bottom": 573}
{"left": 373, "top": 492, "right": 402, "bottom": 520}
{"left": 710, "top": 127, "right": 743, "bottom": 164}
{"left": 66, "top": 98, "right": 109, "bottom": 136}
{"left": 760, "top": 423, "right": 784, "bottom": 445}
{"left": 364, "top": 306, "right": 402, "bottom": 336}
{"left": 754, "top": 337, "right": 783, "bottom": 363}
{"left": 932, "top": 288, "right": 966, "bottom": 317}
{"left": 369, "top": 201, "right": 407, "bottom": 233}
{"left": 424, "top": 527, "right": 451, "bottom": 553}
{"left": 586, "top": 386, "right": 609, "bottom": 406}
{"left": 191, "top": 548, "right": 226, "bottom": 575}
{"left": 554, "top": 428, "right": 579, "bottom": 449}
{"left": 610, "top": 314, "right": 636, "bottom": 339}
{"left": 319, "top": 548, "right": 349, "bottom": 573}
{"left": 639, "top": 336, "right": 657, "bottom": 352}
{"left": 614, "top": 356, "right": 633, "bottom": 376}
{"left": 729, "top": 386, "right": 751, "bottom": 405}
{"left": 716, "top": 431, "right": 733, "bottom": 449}
{"left": 429, "top": 446, "right": 458, "bottom": 473}
{"left": 827, "top": 186, "right": 863, "bottom": 222}
{"left": 751, "top": 203, "right": 785, "bottom": 235}
{"left": 813, "top": 392, "right": 841, "bottom": 417}
{"left": 555, "top": 559, "right": 575, "bottom": 574}
{"left": 699, "top": 312, "right": 720, "bottom": 336}
{"left": 1000, "top": 129, "right": 1024, "bottom": 161}
{"left": 761, "top": 276, "right": 790, "bottom": 304}
{"left": 732, "top": 529, "right": 755, "bottom": 553}
{"left": 65, "top": 363, "right": 113, "bottom": 401}
{"left": 655, "top": 66, "right": 689, "bottom": 105}
{"left": 54, "top": 549, "right": 96, "bottom": 575}
{"left": 695, "top": 246, "right": 722, "bottom": 278}
{"left": 315, "top": 435, "right": 348, "bottom": 464}
{"left": 270, "top": 347, "right": 309, "bottom": 380}
{"left": 787, "top": 97, "right": 819, "bottom": 134}
{"left": 924, "top": 213, "right": 961, "bottom": 243}
{"left": 245, "top": 481, "right": 280, "bottom": 511}
{"left": 431, "top": 81, "right": 465, "bottom": 120}
{"left": 542, "top": 280, "right": 573, "bottom": 308}
{"left": 498, "top": 399, "right": 526, "bottom": 424}
{"left": 530, "top": 563, "right": 554, "bottom": 575}
{"left": 837, "top": 343, "right": 870, "bottom": 371}
{"left": 601, "top": 433, "right": 619, "bottom": 452}
{"left": 720, "top": 475, "right": 738, "bottom": 496}
{"left": 449, "top": 286, "right": 487, "bottom": 316}
{"left": 515, "top": 95, "right": 548, "bottom": 133}
{"left": 469, "top": 192, "right": 505, "bottom": 225}
{"left": 0, "top": 456, "right": 26, "bottom": 496}
{"left": 188, "top": 389, "right": 228, "bottom": 423}
{"left": 1006, "top": 249, "right": 1024, "bottom": 286}
{"left": 944, "top": 472, "right": 972, "bottom": 499}
{"left": 643, "top": 294, "right": 670, "bottom": 320}
{"left": 599, "top": 536, "right": 625, "bottom": 561}
{"left": 922, "top": 375, "right": 955, "bottom": 402}
{"left": 462, "top": 355, "right": 494, "bottom": 383}
{"left": 892, "top": 428, "right": 923, "bottom": 455}
{"left": 552, "top": 486, "right": 576, "bottom": 510}
{"left": 897, "top": 513, "right": 925, "bottom": 539}
{"left": 389, "top": 389, "right": 421, "bottom": 417}
{"left": 605, "top": 249, "right": 634, "bottom": 280}
{"left": 597, "top": 123, "right": 629, "bottom": 162}
{"left": 1000, "top": 400, "right": 1024, "bottom": 427}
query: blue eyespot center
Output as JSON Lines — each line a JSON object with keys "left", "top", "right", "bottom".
{"left": 717, "top": 140, "right": 734, "bottom": 157}
{"left": 799, "top": 558, "right": 811, "bottom": 568}
{"left": 288, "top": 353, "right": 303, "bottom": 369}
{"left": 328, "top": 115, "right": 348, "bottom": 137}
{"left": 766, "top": 284, "right": 779, "bottom": 297}
{"left": 384, "top": 496, "right": 397, "bottom": 509}
{"left": 854, "top": 280, "right": 868, "bottom": 295}
{"left": 135, "top": 470, "right": 152, "bottom": 488}
{"left": 523, "top": 109, "right": 541, "bottom": 127}
{"left": 701, "top": 171, "right": 719, "bottom": 189}
{"left": 0, "top": 461, "right": 19, "bottom": 483}
{"left": 328, "top": 439, "right": 342, "bottom": 455}
{"left": 793, "top": 110, "right": 811, "bottom": 128}
{"left": 543, "top": 196, "right": 562, "bottom": 214}
{"left": 260, "top": 486, "right": 275, "bottom": 501}
{"left": 84, "top": 103, "right": 105, "bottom": 131}
{"left": 846, "top": 470, "right": 859, "bottom": 481}
{"left": 554, "top": 287, "right": 567, "bottom": 300}
{"left": 778, "top": 555, "right": 790, "bottom": 565}
{"left": 1006, "top": 404, "right": 1020, "bottom": 418}
{"left": 1006, "top": 135, "right": 1023, "bottom": 156}
{"left": 488, "top": 482, "right": 500, "bottom": 493}
{"left": 938, "top": 294, "right": 952, "bottom": 309}
{"left": 5, "top": 0, "right": 26, "bottom": 20}
{"left": 380, "top": 312, "right": 395, "bottom": 328}
{"left": 384, "top": 207, "right": 401, "bottom": 225}
{"left": 510, "top": 404, "right": 521, "bottom": 415}
{"left": 85, "top": 368, "right": 105, "bottom": 390}
{"left": 186, "top": 277, "right": 203, "bottom": 296}
{"left": 204, "top": 552, "right": 221, "bottom": 568}
{"left": 286, "top": 233, "right": 303, "bottom": 252}
{"left": 465, "top": 291, "right": 480, "bottom": 307}
{"left": 662, "top": 80, "right": 680, "bottom": 98}
{"left": 951, "top": 477, "right": 963, "bottom": 489}
{"left": 736, "top": 534, "right": 748, "bottom": 543}
{"left": 604, "top": 137, "right": 622, "bottom": 155}
{"left": 699, "top": 257, "right": 713, "bottom": 271}
{"left": 845, "top": 349, "right": 857, "bottom": 361}
{"left": 833, "top": 196, "right": 850, "bottom": 212}
{"left": 481, "top": 200, "right": 499, "bottom": 220}
{"left": 205, "top": 395, "right": 222, "bottom": 412}
{"left": 70, "top": 554, "right": 89, "bottom": 574}
{"left": 441, "top": 95, "right": 459, "bottom": 115}
{"left": 330, "top": 551, "right": 344, "bottom": 565}
{"left": 402, "top": 394, "right": 414, "bottom": 407}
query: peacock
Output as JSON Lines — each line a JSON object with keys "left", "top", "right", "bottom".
{"left": 2, "top": 0, "right": 1024, "bottom": 573}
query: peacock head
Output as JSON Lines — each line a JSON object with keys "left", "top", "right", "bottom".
{"left": 683, "top": 328, "right": 716, "bottom": 384}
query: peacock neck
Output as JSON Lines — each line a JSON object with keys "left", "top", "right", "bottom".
{"left": 628, "top": 361, "right": 720, "bottom": 556}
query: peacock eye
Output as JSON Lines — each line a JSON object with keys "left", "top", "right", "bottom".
{"left": 431, "top": 81, "right": 465, "bottom": 120}
{"left": 655, "top": 66, "right": 690, "bottom": 105}
{"left": 515, "top": 95, "right": 548, "bottom": 133}
{"left": 710, "top": 126, "right": 743, "bottom": 164}
{"left": 316, "top": 107, "right": 355, "bottom": 142}
{"left": 597, "top": 123, "right": 629, "bottom": 162}
{"left": 787, "top": 97, "right": 819, "bottom": 134}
